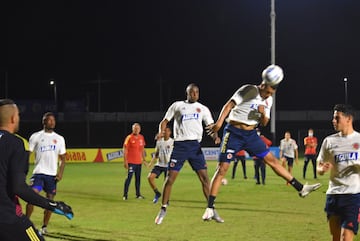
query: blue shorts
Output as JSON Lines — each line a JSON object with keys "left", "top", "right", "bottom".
{"left": 218, "top": 124, "right": 269, "bottom": 163}
{"left": 29, "top": 174, "right": 57, "bottom": 195}
{"left": 168, "top": 140, "right": 207, "bottom": 172}
{"left": 283, "top": 156, "right": 294, "bottom": 167}
{"left": 325, "top": 193, "right": 360, "bottom": 234}
{"left": 151, "top": 165, "right": 168, "bottom": 178}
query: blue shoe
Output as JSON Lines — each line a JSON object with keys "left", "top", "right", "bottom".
{"left": 153, "top": 193, "right": 161, "bottom": 204}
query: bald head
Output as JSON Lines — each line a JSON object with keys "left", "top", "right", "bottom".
{"left": 0, "top": 99, "right": 20, "bottom": 133}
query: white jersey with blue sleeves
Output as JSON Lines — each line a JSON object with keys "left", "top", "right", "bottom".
{"left": 228, "top": 84, "right": 273, "bottom": 125}
{"left": 317, "top": 131, "right": 360, "bottom": 194}
{"left": 164, "top": 100, "right": 214, "bottom": 142}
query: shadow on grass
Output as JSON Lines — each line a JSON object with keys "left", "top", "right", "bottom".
{"left": 170, "top": 199, "right": 306, "bottom": 215}
{"left": 45, "top": 232, "right": 115, "bottom": 241}
{"left": 45, "top": 231, "right": 165, "bottom": 241}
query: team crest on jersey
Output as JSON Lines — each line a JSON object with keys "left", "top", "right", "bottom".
{"left": 196, "top": 108, "right": 201, "bottom": 113}
{"left": 353, "top": 143, "right": 360, "bottom": 150}
{"left": 53, "top": 139, "right": 57, "bottom": 144}
{"left": 346, "top": 222, "right": 354, "bottom": 229}
{"left": 227, "top": 153, "right": 233, "bottom": 160}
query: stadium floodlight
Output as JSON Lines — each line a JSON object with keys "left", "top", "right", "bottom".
{"left": 49, "top": 79, "right": 58, "bottom": 112}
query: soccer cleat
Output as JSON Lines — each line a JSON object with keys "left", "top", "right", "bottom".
{"left": 123, "top": 196, "right": 127, "bottom": 201}
{"left": 202, "top": 207, "right": 214, "bottom": 221}
{"left": 212, "top": 209, "right": 224, "bottom": 223}
{"left": 136, "top": 195, "right": 145, "bottom": 199}
{"left": 153, "top": 193, "right": 161, "bottom": 204}
{"left": 155, "top": 208, "right": 166, "bottom": 225}
{"left": 40, "top": 226, "right": 47, "bottom": 235}
{"left": 299, "top": 182, "right": 321, "bottom": 198}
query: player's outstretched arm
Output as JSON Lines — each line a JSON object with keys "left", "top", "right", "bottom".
{"left": 214, "top": 99, "right": 236, "bottom": 132}
{"left": 205, "top": 124, "right": 221, "bottom": 144}
{"left": 12, "top": 172, "right": 74, "bottom": 220}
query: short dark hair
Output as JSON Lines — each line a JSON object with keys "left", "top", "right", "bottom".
{"left": 334, "top": 104, "right": 356, "bottom": 119}
{"left": 42, "top": 112, "right": 55, "bottom": 123}
{"left": 261, "top": 81, "right": 279, "bottom": 90}
{"left": 0, "top": 99, "right": 15, "bottom": 107}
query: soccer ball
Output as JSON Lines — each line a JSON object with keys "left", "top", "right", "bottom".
{"left": 221, "top": 178, "right": 228, "bottom": 185}
{"left": 261, "top": 64, "right": 284, "bottom": 86}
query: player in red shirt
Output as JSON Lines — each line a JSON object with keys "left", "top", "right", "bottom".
{"left": 303, "top": 128, "right": 318, "bottom": 179}
{"left": 123, "top": 123, "right": 148, "bottom": 200}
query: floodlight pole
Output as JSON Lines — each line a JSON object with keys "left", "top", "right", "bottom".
{"left": 5, "top": 71, "right": 8, "bottom": 98}
{"left": 344, "top": 77, "right": 348, "bottom": 104}
{"left": 270, "top": 0, "right": 277, "bottom": 143}
{"left": 49, "top": 79, "right": 57, "bottom": 112}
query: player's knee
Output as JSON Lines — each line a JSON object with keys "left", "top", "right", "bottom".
{"left": 165, "top": 176, "right": 175, "bottom": 185}
{"left": 264, "top": 156, "right": 278, "bottom": 167}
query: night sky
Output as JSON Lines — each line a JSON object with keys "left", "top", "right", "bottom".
{"left": 2, "top": 1, "right": 360, "bottom": 113}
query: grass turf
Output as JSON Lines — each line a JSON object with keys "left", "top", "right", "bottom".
{"left": 21, "top": 160, "right": 347, "bottom": 241}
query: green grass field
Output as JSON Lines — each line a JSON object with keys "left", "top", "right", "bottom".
{"left": 20, "top": 160, "right": 359, "bottom": 241}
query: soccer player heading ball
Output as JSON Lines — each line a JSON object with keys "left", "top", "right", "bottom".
{"left": 202, "top": 65, "right": 321, "bottom": 223}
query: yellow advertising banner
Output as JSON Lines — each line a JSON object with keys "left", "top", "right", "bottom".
{"left": 29, "top": 148, "right": 156, "bottom": 163}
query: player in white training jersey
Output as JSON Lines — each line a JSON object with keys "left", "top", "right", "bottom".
{"left": 279, "top": 131, "right": 299, "bottom": 184}
{"left": 154, "top": 83, "right": 221, "bottom": 224}
{"left": 202, "top": 66, "right": 321, "bottom": 223}
{"left": 26, "top": 112, "right": 66, "bottom": 235}
{"left": 148, "top": 127, "right": 174, "bottom": 204}
{"left": 317, "top": 104, "right": 360, "bottom": 241}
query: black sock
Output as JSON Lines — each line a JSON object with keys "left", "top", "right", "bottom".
{"left": 154, "top": 188, "right": 160, "bottom": 195}
{"left": 208, "top": 195, "right": 216, "bottom": 208}
{"left": 289, "top": 178, "right": 303, "bottom": 191}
